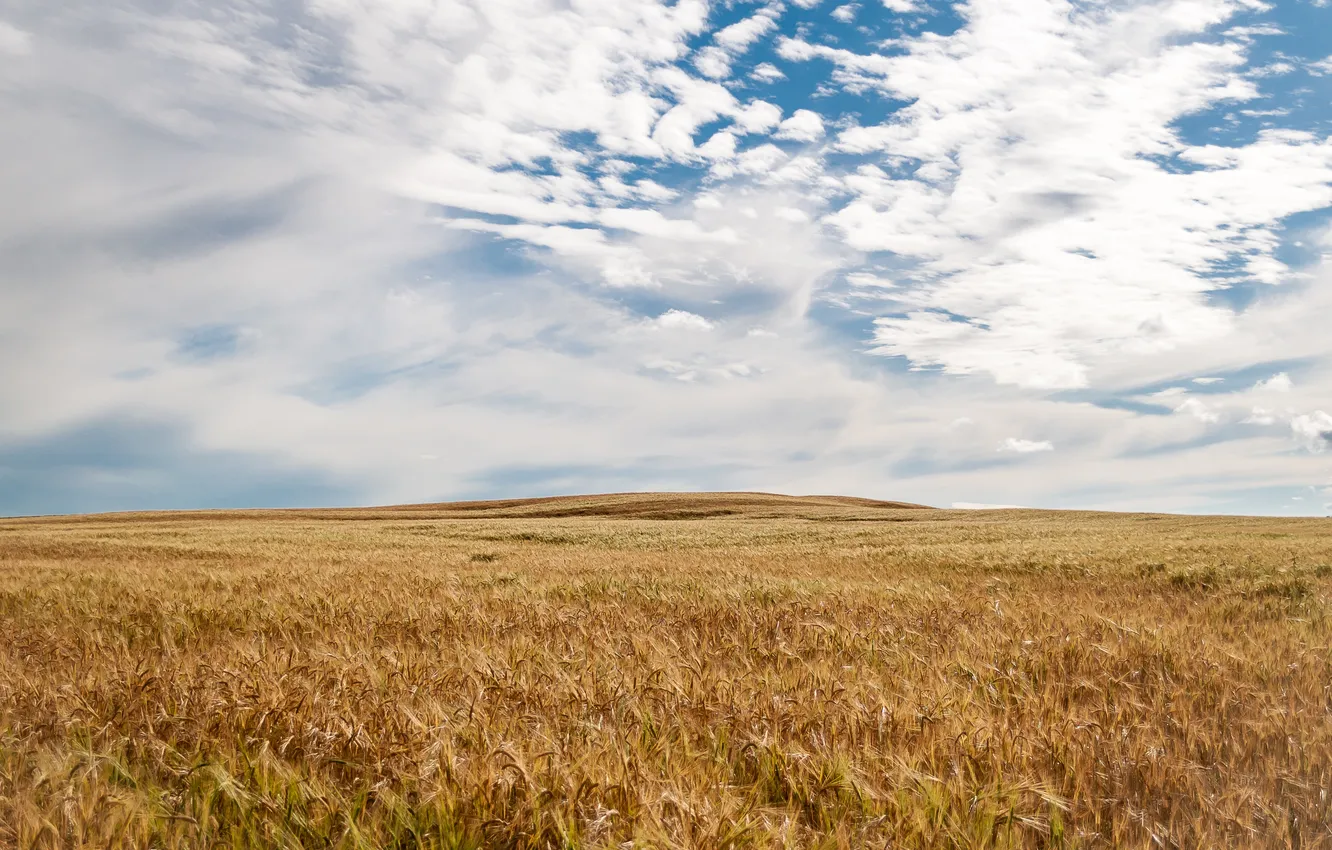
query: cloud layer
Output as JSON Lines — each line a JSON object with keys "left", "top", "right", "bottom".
{"left": 1, "top": 0, "right": 1331, "bottom": 515}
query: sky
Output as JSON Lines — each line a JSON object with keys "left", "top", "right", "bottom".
{"left": 2, "top": 0, "right": 1332, "bottom": 516}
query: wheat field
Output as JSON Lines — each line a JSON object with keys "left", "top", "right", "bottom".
{"left": 1, "top": 492, "right": 1330, "bottom": 849}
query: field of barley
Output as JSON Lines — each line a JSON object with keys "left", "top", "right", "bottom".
{"left": 2, "top": 492, "right": 1331, "bottom": 849}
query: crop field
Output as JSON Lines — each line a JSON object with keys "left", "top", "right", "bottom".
{"left": 2, "top": 492, "right": 1331, "bottom": 849}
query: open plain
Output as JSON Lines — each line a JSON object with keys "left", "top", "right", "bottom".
{"left": 1, "top": 492, "right": 1331, "bottom": 849}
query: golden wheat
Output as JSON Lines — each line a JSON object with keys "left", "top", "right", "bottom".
{"left": 1, "top": 494, "right": 1330, "bottom": 848}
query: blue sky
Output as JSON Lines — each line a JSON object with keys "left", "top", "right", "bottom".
{"left": 2, "top": 0, "right": 1332, "bottom": 516}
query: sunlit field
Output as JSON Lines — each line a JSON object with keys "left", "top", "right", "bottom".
{"left": 2, "top": 493, "right": 1330, "bottom": 849}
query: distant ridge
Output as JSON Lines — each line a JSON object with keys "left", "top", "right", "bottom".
{"left": 13, "top": 492, "right": 934, "bottom": 523}
{"left": 374, "top": 491, "right": 934, "bottom": 520}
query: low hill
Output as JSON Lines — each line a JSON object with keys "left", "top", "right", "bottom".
{"left": 8, "top": 491, "right": 934, "bottom": 523}
{"left": 376, "top": 491, "right": 934, "bottom": 520}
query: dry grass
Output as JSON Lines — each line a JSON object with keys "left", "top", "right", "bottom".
{"left": 1, "top": 493, "right": 1330, "bottom": 849}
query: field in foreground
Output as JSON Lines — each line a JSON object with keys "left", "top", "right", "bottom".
{"left": 2, "top": 492, "right": 1331, "bottom": 849}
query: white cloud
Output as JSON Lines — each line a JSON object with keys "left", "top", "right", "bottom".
{"left": 734, "top": 101, "right": 784, "bottom": 134}
{"left": 1309, "top": 56, "right": 1332, "bottom": 76}
{"left": 1248, "top": 61, "right": 1295, "bottom": 77}
{"left": 715, "top": 11, "right": 780, "bottom": 52}
{"left": 998, "top": 438, "right": 1054, "bottom": 453}
{"left": 750, "top": 62, "right": 787, "bottom": 83}
{"left": 737, "top": 143, "right": 790, "bottom": 174}
{"left": 1174, "top": 398, "right": 1221, "bottom": 423}
{"left": 650, "top": 70, "right": 744, "bottom": 158}
{"left": 698, "top": 129, "right": 739, "bottom": 159}
{"left": 847, "top": 272, "right": 896, "bottom": 287}
{"left": 652, "top": 309, "right": 715, "bottom": 331}
{"left": 1292, "top": 412, "right": 1332, "bottom": 453}
{"left": 1244, "top": 407, "right": 1277, "bottom": 425}
{"left": 831, "top": 4, "right": 860, "bottom": 22}
{"left": 781, "top": 0, "right": 1332, "bottom": 389}
{"left": 447, "top": 219, "right": 607, "bottom": 257}
{"left": 693, "top": 7, "right": 783, "bottom": 80}
{"left": 599, "top": 208, "right": 738, "bottom": 243}
{"left": 631, "top": 180, "right": 679, "bottom": 202}
{"left": 881, "top": 0, "right": 921, "bottom": 10}
{"left": 775, "top": 109, "right": 827, "bottom": 141}
{"left": 0, "top": 21, "right": 32, "bottom": 55}
{"left": 1225, "top": 24, "right": 1284, "bottom": 37}
{"left": 1252, "top": 372, "right": 1293, "bottom": 392}
{"left": 694, "top": 46, "right": 732, "bottom": 79}
{"left": 1192, "top": 377, "right": 1224, "bottom": 384}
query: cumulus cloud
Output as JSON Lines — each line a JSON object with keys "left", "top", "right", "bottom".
{"left": 775, "top": 109, "right": 827, "bottom": 141}
{"left": 693, "top": 46, "right": 733, "bottom": 79}
{"left": 1252, "top": 372, "right": 1293, "bottom": 392}
{"left": 652, "top": 309, "right": 716, "bottom": 330}
{"left": 1174, "top": 398, "right": 1221, "bottom": 424}
{"left": 734, "top": 101, "right": 784, "bottom": 134}
{"left": 693, "top": 7, "right": 783, "bottom": 80}
{"left": 698, "top": 129, "right": 739, "bottom": 159}
{"left": 715, "top": 10, "right": 781, "bottom": 52}
{"left": 831, "top": 4, "right": 860, "bottom": 22}
{"left": 1292, "top": 412, "right": 1332, "bottom": 453}
{"left": 736, "top": 143, "right": 790, "bottom": 174}
{"left": 998, "top": 438, "right": 1054, "bottom": 454}
{"left": 782, "top": 0, "right": 1332, "bottom": 389}
{"left": 1248, "top": 61, "right": 1296, "bottom": 78}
